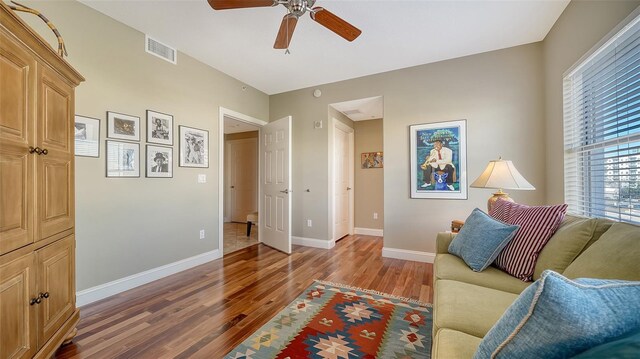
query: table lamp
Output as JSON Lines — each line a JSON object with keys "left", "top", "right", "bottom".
{"left": 470, "top": 157, "right": 535, "bottom": 212}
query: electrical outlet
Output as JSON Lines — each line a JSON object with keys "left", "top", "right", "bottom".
{"left": 307, "top": 219, "right": 312, "bottom": 227}
{"left": 198, "top": 174, "right": 206, "bottom": 183}
{"left": 199, "top": 229, "right": 205, "bottom": 239}
{"left": 373, "top": 213, "right": 378, "bottom": 220}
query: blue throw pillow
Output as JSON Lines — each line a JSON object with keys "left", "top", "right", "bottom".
{"left": 448, "top": 208, "right": 519, "bottom": 272}
{"left": 571, "top": 328, "right": 640, "bottom": 358}
{"left": 473, "top": 270, "right": 640, "bottom": 359}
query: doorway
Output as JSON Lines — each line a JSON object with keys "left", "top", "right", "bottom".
{"left": 218, "top": 108, "right": 266, "bottom": 255}
{"left": 329, "top": 96, "right": 384, "bottom": 241}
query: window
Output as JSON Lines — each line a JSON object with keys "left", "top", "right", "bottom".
{"left": 564, "top": 14, "right": 640, "bottom": 223}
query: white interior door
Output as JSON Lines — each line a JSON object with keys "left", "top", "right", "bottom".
{"left": 260, "top": 116, "right": 292, "bottom": 254}
{"left": 333, "top": 124, "right": 352, "bottom": 240}
{"left": 229, "top": 138, "right": 258, "bottom": 222}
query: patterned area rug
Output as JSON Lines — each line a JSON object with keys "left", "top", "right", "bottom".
{"left": 225, "top": 280, "right": 432, "bottom": 358}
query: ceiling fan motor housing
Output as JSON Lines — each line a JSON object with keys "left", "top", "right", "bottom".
{"left": 287, "top": 0, "right": 315, "bottom": 17}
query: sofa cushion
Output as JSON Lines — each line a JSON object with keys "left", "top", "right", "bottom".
{"left": 435, "top": 254, "right": 529, "bottom": 294}
{"left": 563, "top": 222, "right": 640, "bottom": 281}
{"left": 494, "top": 202, "right": 568, "bottom": 281}
{"left": 448, "top": 208, "right": 520, "bottom": 272}
{"left": 473, "top": 271, "right": 640, "bottom": 359}
{"left": 582, "top": 217, "right": 614, "bottom": 251}
{"left": 434, "top": 279, "right": 519, "bottom": 338}
{"left": 433, "top": 329, "right": 482, "bottom": 359}
{"left": 533, "top": 216, "right": 597, "bottom": 280}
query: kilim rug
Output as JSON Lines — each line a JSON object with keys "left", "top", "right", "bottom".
{"left": 225, "top": 280, "right": 432, "bottom": 358}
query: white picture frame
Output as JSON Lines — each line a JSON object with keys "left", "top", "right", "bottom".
{"left": 146, "top": 145, "right": 173, "bottom": 178}
{"left": 179, "top": 125, "right": 209, "bottom": 168}
{"left": 74, "top": 115, "right": 100, "bottom": 157}
{"left": 146, "top": 110, "right": 173, "bottom": 146}
{"left": 106, "top": 140, "right": 140, "bottom": 178}
{"left": 107, "top": 111, "right": 140, "bottom": 141}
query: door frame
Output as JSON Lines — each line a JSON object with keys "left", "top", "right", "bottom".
{"left": 328, "top": 117, "right": 355, "bottom": 241}
{"left": 218, "top": 107, "right": 268, "bottom": 255}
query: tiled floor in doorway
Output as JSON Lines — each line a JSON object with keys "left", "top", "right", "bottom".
{"left": 223, "top": 222, "right": 259, "bottom": 254}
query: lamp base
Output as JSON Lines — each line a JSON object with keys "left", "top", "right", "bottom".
{"left": 487, "top": 189, "right": 513, "bottom": 213}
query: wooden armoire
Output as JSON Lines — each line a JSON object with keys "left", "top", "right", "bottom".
{"left": 0, "top": 3, "right": 84, "bottom": 358}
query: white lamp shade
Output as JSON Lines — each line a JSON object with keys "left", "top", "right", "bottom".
{"left": 470, "top": 159, "right": 535, "bottom": 190}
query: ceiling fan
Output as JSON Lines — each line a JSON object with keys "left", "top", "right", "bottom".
{"left": 207, "top": 0, "right": 362, "bottom": 50}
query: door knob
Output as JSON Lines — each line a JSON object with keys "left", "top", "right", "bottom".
{"left": 231, "top": 186, "right": 235, "bottom": 189}
{"left": 29, "top": 146, "right": 42, "bottom": 155}
{"left": 41, "top": 148, "right": 48, "bottom": 155}
{"left": 39, "top": 292, "right": 50, "bottom": 299}
{"left": 347, "top": 187, "right": 352, "bottom": 191}
{"left": 280, "top": 189, "right": 290, "bottom": 194}
{"left": 30, "top": 297, "right": 42, "bottom": 305}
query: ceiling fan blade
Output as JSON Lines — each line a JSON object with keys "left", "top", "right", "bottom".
{"left": 208, "top": 0, "right": 275, "bottom": 10}
{"left": 310, "top": 7, "right": 361, "bottom": 42}
{"left": 274, "top": 14, "right": 298, "bottom": 49}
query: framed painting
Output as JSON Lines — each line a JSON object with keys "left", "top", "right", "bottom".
{"left": 74, "top": 115, "right": 100, "bottom": 157}
{"left": 106, "top": 140, "right": 140, "bottom": 178}
{"left": 179, "top": 125, "right": 209, "bottom": 168}
{"left": 107, "top": 111, "right": 140, "bottom": 141}
{"left": 410, "top": 120, "right": 467, "bottom": 199}
{"left": 146, "top": 110, "right": 173, "bottom": 145}
{"left": 146, "top": 145, "right": 173, "bottom": 178}
{"left": 361, "top": 152, "right": 383, "bottom": 169}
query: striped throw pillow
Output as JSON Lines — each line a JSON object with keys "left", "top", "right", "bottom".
{"left": 490, "top": 199, "right": 524, "bottom": 223}
{"left": 494, "top": 202, "right": 568, "bottom": 281}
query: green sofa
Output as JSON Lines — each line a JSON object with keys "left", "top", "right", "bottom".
{"left": 432, "top": 215, "right": 640, "bottom": 358}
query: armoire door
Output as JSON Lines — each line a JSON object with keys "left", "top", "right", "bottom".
{"left": 0, "top": 31, "right": 35, "bottom": 255}
{"left": 36, "top": 64, "right": 74, "bottom": 240}
{"left": 36, "top": 235, "right": 75, "bottom": 347}
{"left": 0, "top": 253, "right": 37, "bottom": 359}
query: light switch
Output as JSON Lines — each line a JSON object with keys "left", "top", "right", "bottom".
{"left": 198, "top": 174, "right": 206, "bottom": 183}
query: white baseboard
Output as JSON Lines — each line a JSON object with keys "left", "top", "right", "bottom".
{"left": 382, "top": 247, "right": 435, "bottom": 263}
{"left": 76, "top": 249, "right": 221, "bottom": 307}
{"left": 354, "top": 227, "right": 384, "bottom": 237}
{"left": 292, "top": 236, "right": 335, "bottom": 249}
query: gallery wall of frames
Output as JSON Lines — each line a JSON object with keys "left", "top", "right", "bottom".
{"left": 74, "top": 110, "right": 209, "bottom": 178}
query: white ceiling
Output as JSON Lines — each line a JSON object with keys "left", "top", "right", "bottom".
{"left": 79, "top": 0, "right": 569, "bottom": 95}
{"left": 224, "top": 117, "right": 260, "bottom": 134}
{"left": 331, "top": 96, "right": 384, "bottom": 121}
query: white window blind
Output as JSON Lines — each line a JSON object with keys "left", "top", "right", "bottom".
{"left": 564, "top": 14, "right": 640, "bottom": 223}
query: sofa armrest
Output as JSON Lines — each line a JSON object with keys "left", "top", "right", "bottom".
{"left": 436, "top": 232, "right": 456, "bottom": 254}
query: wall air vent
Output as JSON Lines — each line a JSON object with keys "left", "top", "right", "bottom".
{"left": 145, "top": 35, "right": 177, "bottom": 64}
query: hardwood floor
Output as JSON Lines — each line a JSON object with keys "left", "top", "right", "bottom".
{"left": 55, "top": 235, "right": 433, "bottom": 359}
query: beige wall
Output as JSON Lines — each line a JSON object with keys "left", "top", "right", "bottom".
{"left": 543, "top": 0, "right": 640, "bottom": 204}
{"left": 271, "top": 43, "right": 546, "bottom": 252}
{"left": 354, "top": 120, "right": 384, "bottom": 230}
{"left": 20, "top": 1, "right": 269, "bottom": 290}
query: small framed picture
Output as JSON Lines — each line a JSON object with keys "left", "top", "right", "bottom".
{"left": 106, "top": 140, "right": 140, "bottom": 178}
{"left": 179, "top": 125, "right": 209, "bottom": 168}
{"left": 74, "top": 115, "right": 100, "bottom": 157}
{"left": 147, "top": 110, "right": 173, "bottom": 145}
{"left": 146, "top": 145, "right": 173, "bottom": 178}
{"left": 361, "top": 152, "right": 383, "bottom": 169}
{"left": 107, "top": 111, "right": 140, "bottom": 141}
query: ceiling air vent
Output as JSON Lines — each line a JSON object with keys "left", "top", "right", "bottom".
{"left": 145, "top": 35, "right": 177, "bottom": 64}
{"left": 342, "top": 109, "right": 362, "bottom": 116}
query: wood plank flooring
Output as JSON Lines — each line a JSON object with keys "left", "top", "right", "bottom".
{"left": 55, "top": 235, "right": 433, "bottom": 358}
